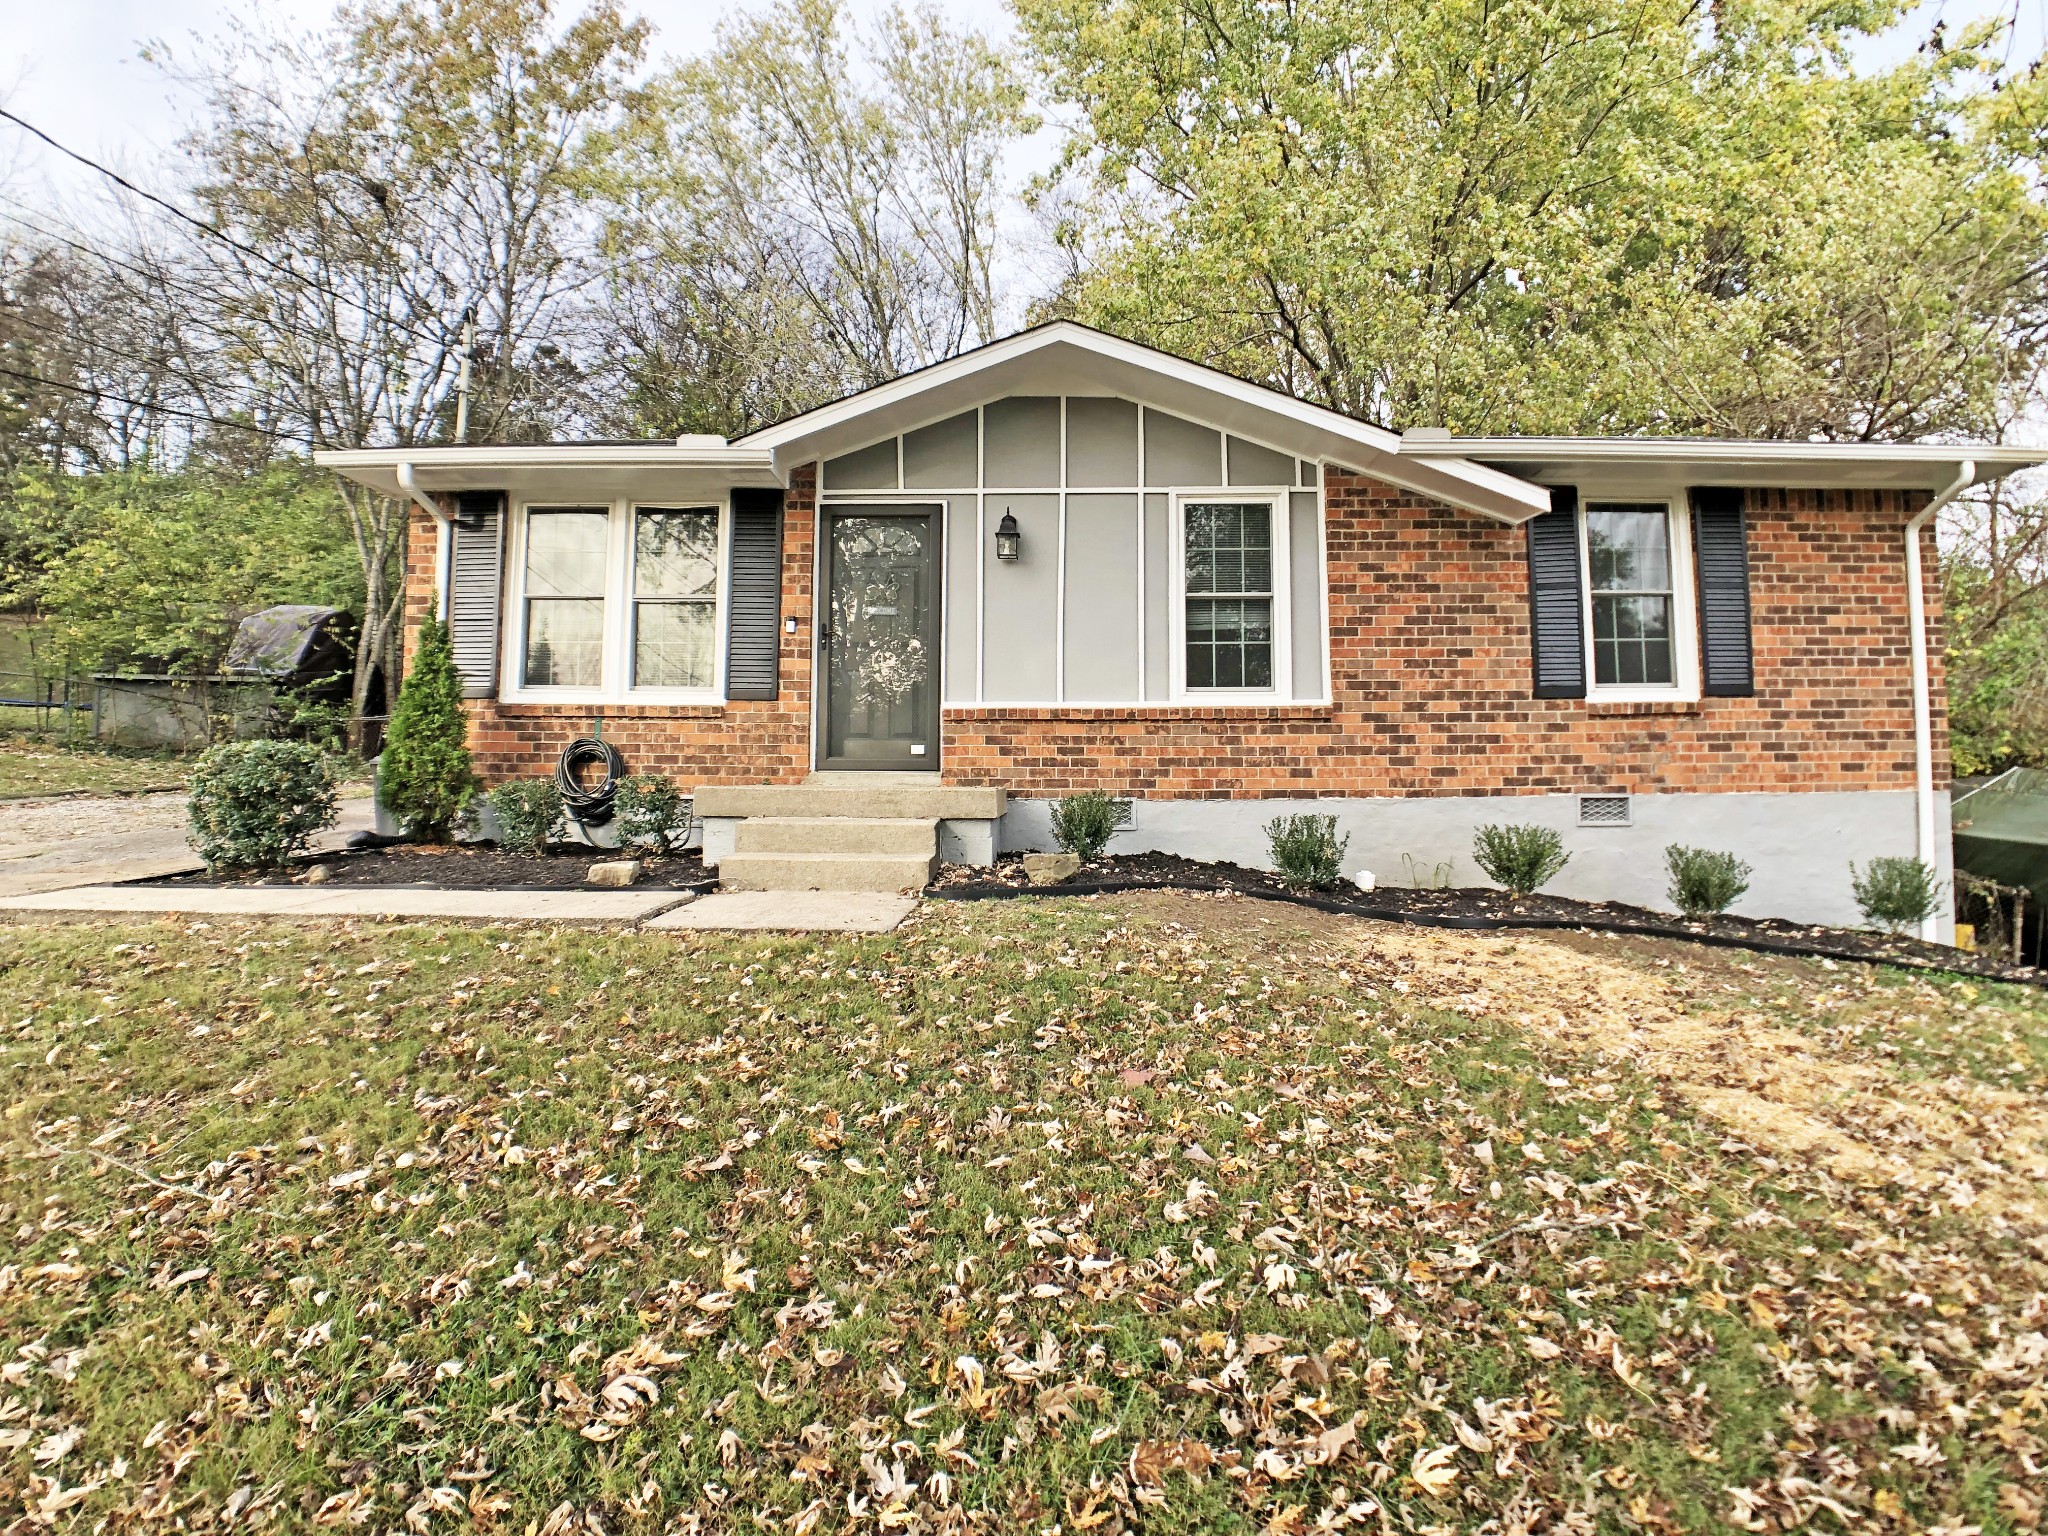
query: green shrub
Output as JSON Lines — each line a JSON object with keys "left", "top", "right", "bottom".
{"left": 378, "top": 615, "right": 475, "bottom": 842}
{"left": 1266, "top": 813, "right": 1348, "bottom": 888}
{"left": 187, "top": 739, "right": 337, "bottom": 873}
{"left": 616, "top": 774, "right": 692, "bottom": 853}
{"left": 1472, "top": 823, "right": 1570, "bottom": 897}
{"left": 1049, "top": 791, "right": 1122, "bottom": 863}
{"left": 487, "top": 778, "right": 561, "bottom": 855}
{"left": 1664, "top": 844, "right": 1753, "bottom": 917}
{"left": 1851, "top": 856, "right": 1943, "bottom": 933}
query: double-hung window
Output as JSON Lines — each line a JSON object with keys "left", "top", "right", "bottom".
{"left": 1178, "top": 495, "right": 1287, "bottom": 696}
{"left": 1581, "top": 500, "right": 1691, "bottom": 694}
{"left": 632, "top": 508, "right": 719, "bottom": 689}
{"left": 511, "top": 499, "right": 726, "bottom": 699}
{"left": 521, "top": 509, "right": 609, "bottom": 689}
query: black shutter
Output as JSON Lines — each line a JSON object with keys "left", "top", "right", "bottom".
{"left": 725, "top": 487, "right": 785, "bottom": 701}
{"left": 1526, "top": 486, "right": 1586, "bottom": 698}
{"left": 1691, "top": 487, "right": 1755, "bottom": 697}
{"left": 448, "top": 492, "right": 503, "bottom": 700}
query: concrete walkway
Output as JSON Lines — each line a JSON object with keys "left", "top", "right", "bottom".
{"left": 0, "top": 883, "right": 917, "bottom": 933}
{"left": 0, "top": 884, "right": 691, "bottom": 922}
{"left": 0, "top": 790, "right": 375, "bottom": 897}
{"left": 646, "top": 890, "right": 916, "bottom": 933}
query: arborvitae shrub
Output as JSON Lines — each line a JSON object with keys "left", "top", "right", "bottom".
{"left": 379, "top": 615, "right": 475, "bottom": 842}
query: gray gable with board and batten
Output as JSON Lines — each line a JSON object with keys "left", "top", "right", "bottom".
{"left": 817, "top": 396, "right": 1328, "bottom": 707}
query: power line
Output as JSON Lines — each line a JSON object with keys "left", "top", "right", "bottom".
{"left": 0, "top": 361, "right": 303, "bottom": 445}
{"left": 0, "top": 106, "right": 460, "bottom": 355}
{"left": 3, "top": 308, "right": 213, "bottom": 391}
{"left": 0, "top": 196, "right": 187, "bottom": 290}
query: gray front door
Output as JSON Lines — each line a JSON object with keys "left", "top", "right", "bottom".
{"left": 821, "top": 506, "right": 941, "bottom": 771}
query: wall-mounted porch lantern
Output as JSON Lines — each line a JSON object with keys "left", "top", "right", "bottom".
{"left": 994, "top": 508, "right": 1022, "bottom": 562}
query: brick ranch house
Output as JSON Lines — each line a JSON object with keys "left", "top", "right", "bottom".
{"left": 318, "top": 322, "right": 2048, "bottom": 938}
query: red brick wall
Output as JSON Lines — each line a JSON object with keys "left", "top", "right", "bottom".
{"left": 404, "top": 465, "right": 1941, "bottom": 799}
{"left": 942, "top": 475, "right": 1942, "bottom": 798}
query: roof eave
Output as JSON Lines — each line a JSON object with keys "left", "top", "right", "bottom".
{"left": 1404, "top": 438, "right": 2048, "bottom": 493}
{"left": 314, "top": 444, "right": 785, "bottom": 499}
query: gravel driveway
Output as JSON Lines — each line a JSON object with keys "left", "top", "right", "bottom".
{"left": 0, "top": 791, "right": 374, "bottom": 897}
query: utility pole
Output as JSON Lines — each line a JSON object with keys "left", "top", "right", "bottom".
{"left": 453, "top": 306, "right": 476, "bottom": 443}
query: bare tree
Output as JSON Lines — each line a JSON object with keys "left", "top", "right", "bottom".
{"left": 585, "top": 0, "right": 1033, "bottom": 437}
{"left": 154, "top": 0, "right": 647, "bottom": 718}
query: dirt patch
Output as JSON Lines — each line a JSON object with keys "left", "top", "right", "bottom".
{"left": 934, "top": 850, "right": 2046, "bottom": 985}
{"left": 1354, "top": 918, "right": 2048, "bottom": 1226}
{"left": 147, "top": 844, "right": 717, "bottom": 892}
{"left": 1094, "top": 891, "right": 2048, "bottom": 1227}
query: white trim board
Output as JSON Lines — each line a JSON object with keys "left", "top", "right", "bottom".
{"left": 737, "top": 322, "right": 1547, "bottom": 523}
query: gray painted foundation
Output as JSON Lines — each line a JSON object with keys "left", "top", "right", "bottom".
{"left": 999, "top": 789, "right": 1955, "bottom": 940}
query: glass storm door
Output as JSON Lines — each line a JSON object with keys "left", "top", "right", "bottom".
{"left": 821, "top": 507, "right": 940, "bottom": 770}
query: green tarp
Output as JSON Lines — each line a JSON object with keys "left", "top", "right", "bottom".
{"left": 1953, "top": 767, "right": 2048, "bottom": 905}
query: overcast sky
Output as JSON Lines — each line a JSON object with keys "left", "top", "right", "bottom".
{"left": 0, "top": 0, "right": 1016, "bottom": 215}
{"left": 0, "top": 0, "right": 2037, "bottom": 222}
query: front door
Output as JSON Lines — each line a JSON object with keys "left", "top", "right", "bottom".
{"left": 820, "top": 505, "right": 941, "bottom": 771}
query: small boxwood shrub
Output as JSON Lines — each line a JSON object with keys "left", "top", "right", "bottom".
{"left": 1664, "top": 844, "right": 1752, "bottom": 917}
{"left": 379, "top": 615, "right": 475, "bottom": 842}
{"left": 187, "top": 740, "right": 338, "bottom": 873}
{"left": 487, "top": 778, "right": 561, "bottom": 856}
{"left": 1050, "top": 791, "right": 1122, "bottom": 863}
{"left": 1472, "top": 823, "right": 1570, "bottom": 897}
{"left": 1266, "top": 813, "right": 1348, "bottom": 888}
{"left": 1852, "top": 856, "right": 1943, "bottom": 933}
{"left": 616, "top": 774, "right": 691, "bottom": 853}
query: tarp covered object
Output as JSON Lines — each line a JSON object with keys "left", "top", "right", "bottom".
{"left": 1953, "top": 767, "right": 2048, "bottom": 904}
{"left": 223, "top": 605, "right": 356, "bottom": 696}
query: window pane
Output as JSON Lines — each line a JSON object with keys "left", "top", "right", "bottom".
{"left": 1186, "top": 596, "right": 1274, "bottom": 692}
{"left": 635, "top": 600, "right": 715, "bottom": 689}
{"left": 524, "top": 598, "right": 603, "bottom": 688}
{"left": 1586, "top": 505, "right": 1670, "bottom": 592}
{"left": 525, "top": 510, "right": 608, "bottom": 597}
{"left": 636, "top": 509, "right": 719, "bottom": 598}
{"left": 1592, "top": 595, "right": 1673, "bottom": 686}
{"left": 1185, "top": 502, "right": 1273, "bottom": 595}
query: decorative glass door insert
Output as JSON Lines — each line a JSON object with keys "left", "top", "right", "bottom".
{"left": 822, "top": 508, "right": 940, "bottom": 770}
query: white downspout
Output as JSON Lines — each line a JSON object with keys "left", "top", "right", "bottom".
{"left": 1905, "top": 459, "right": 1973, "bottom": 942}
{"left": 396, "top": 462, "right": 453, "bottom": 620}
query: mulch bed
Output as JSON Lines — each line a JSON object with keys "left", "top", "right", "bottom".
{"left": 150, "top": 844, "right": 718, "bottom": 893}
{"left": 931, "top": 851, "right": 2048, "bottom": 987}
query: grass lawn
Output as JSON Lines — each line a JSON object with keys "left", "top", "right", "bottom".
{"left": 0, "top": 738, "right": 190, "bottom": 799}
{"left": 2, "top": 895, "right": 2045, "bottom": 1534}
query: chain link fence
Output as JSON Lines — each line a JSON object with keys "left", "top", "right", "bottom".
{"left": 0, "top": 669, "right": 386, "bottom": 757}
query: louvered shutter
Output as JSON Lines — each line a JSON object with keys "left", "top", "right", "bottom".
{"left": 725, "top": 488, "right": 785, "bottom": 701}
{"left": 1691, "top": 487, "right": 1755, "bottom": 697}
{"left": 448, "top": 491, "right": 504, "bottom": 700}
{"left": 1526, "top": 486, "right": 1586, "bottom": 698}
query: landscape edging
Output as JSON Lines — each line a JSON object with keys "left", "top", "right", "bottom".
{"left": 927, "top": 877, "right": 2048, "bottom": 989}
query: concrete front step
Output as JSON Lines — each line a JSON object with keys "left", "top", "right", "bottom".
{"left": 718, "top": 850, "right": 937, "bottom": 894}
{"left": 734, "top": 816, "right": 937, "bottom": 857}
{"left": 693, "top": 780, "right": 1004, "bottom": 821}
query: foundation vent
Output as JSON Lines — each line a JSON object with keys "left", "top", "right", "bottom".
{"left": 1578, "top": 794, "right": 1632, "bottom": 828}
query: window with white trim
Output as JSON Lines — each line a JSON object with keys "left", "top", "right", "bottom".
{"left": 509, "top": 499, "right": 726, "bottom": 700}
{"left": 1581, "top": 500, "right": 1690, "bottom": 694}
{"left": 1174, "top": 494, "right": 1288, "bottom": 697}
{"left": 632, "top": 508, "right": 719, "bottom": 689}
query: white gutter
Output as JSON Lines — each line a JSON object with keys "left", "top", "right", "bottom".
{"left": 395, "top": 462, "right": 453, "bottom": 621}
{"left": 1906, "top": 460, "right": 1973, "bottom": 941}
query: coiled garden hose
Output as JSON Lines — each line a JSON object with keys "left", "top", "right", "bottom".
{"left": 555, "top": 736, "right": 625, "bottom": 827}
